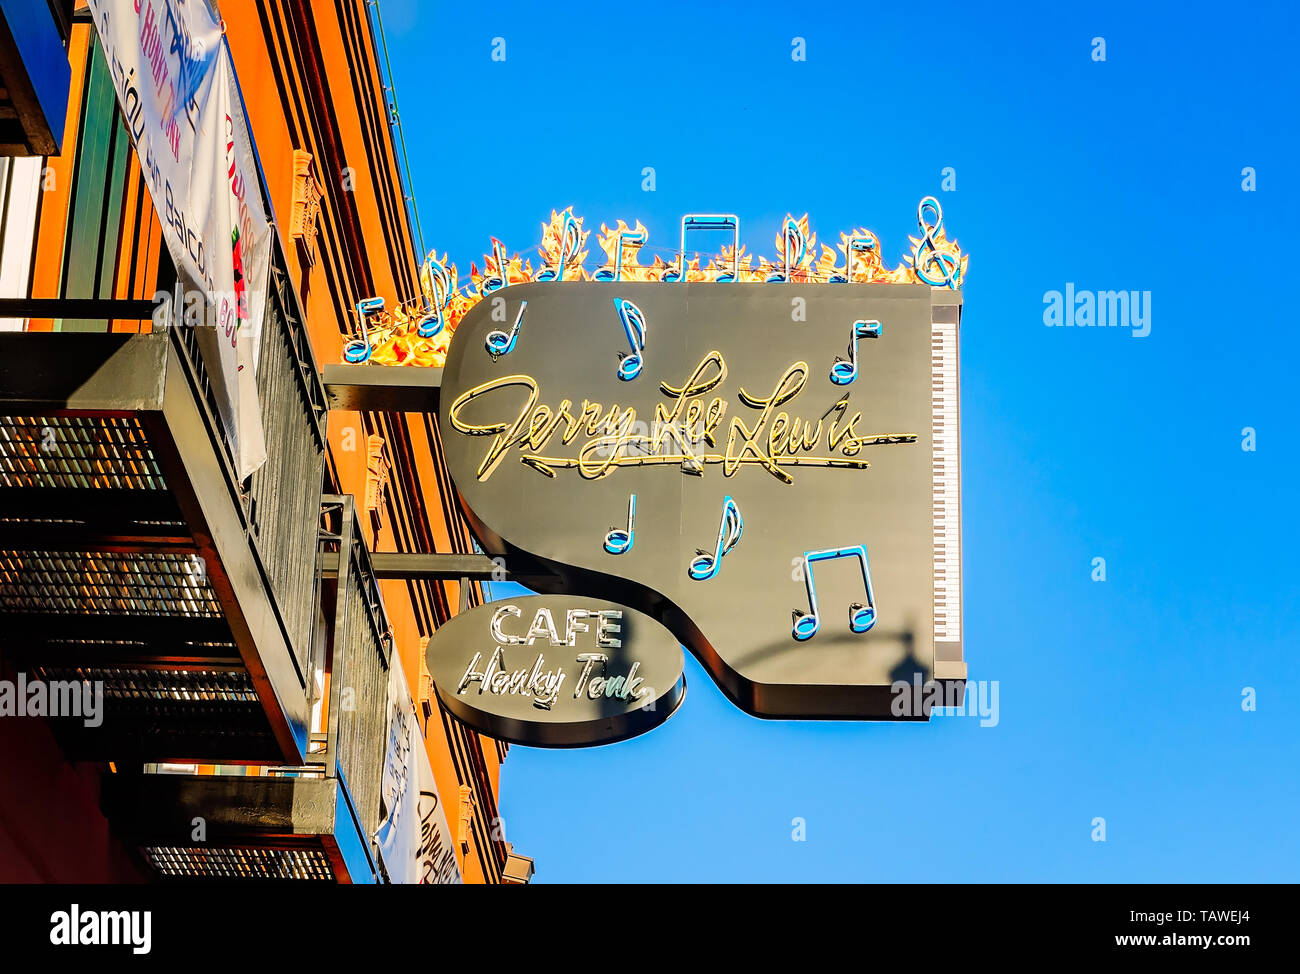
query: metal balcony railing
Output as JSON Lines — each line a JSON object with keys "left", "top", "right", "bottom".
{"left": 101, "top": 494, "right": 396, "bottom": 883}
{"left": 0, "top": 265, "right": 327, "bottom": 764}
{"left": 247, "top": 264, "right": 330, "bottom": 679}
{"left": 166, "top": 261, "right": 330, "bottom": 682}
{"left": 315, "top": 493, "right": 392, "bottom": 847}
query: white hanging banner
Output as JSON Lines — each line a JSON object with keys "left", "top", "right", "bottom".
{"left": 375, "top": 654, "right": 462, "bottom": 885}
{"left": 86, "top": 0, "right": 269, "bottom": 477}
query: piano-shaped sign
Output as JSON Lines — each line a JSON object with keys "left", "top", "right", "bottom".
{"left": 438, "top": 281, "right": 964, "bottom": 720}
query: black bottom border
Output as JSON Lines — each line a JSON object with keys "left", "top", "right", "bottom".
{"left": 0, "top": 882, "right": 1281, "bottom": 961}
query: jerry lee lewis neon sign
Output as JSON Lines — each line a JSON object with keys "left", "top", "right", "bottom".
{"left": 447, "top": 349, "right": 918, "bottom": 484}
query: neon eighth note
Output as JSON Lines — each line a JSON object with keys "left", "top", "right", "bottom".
{"left": 485, "top": 300, "right": 528, "bottom": 358}
{"left": 830, "top": 319, "right": 882, "bottom": 386}
{"left": 828, "top": 233, "right": 879, "bottom": 284}
{"left": 594, "top": 225, "right": 647, "bottom": 282}
{"left": 763, "top": 217, "right": 809, "bottom": 283}
{"left": 534, "top": 211, "right": 581, "bottom": 282}
{"left": 613, "top": 298, "right": 646, "bottom": 381}
{"left": 689, "top": 495, "right": 743, "bottom": 581}
{"left": 480, "top": 238, "right": 511, "bottom": 295}
{"left": 417, "top": 253, "right": 452, "bottom": 338}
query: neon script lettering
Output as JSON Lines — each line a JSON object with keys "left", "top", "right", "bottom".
{"left": 448, "top": 352, "right": 917, "bottom": 484}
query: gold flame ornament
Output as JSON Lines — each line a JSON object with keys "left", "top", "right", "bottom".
{"left": 346, "top": 201, "right": 968, "bottom": 368}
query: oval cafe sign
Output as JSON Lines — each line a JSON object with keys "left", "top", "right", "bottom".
{"left": 425, "top": 595, "right": 686, "bottom": 747}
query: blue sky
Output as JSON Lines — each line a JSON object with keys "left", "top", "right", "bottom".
{"left": 377, "top": 0, "right": 1299, "bottom": 881}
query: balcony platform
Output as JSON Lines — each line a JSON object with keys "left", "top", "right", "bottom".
{"left": 0, "top": 323, "right": 324, "bottom": 765}
{"left": 102, "top": 771, "right": 377, "bottom": 883}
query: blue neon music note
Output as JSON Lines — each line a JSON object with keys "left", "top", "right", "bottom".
{"left": 613, "top": 298, "right": 646, "bottom": 381}
{"left": 415, "top": 309, "right": 442, "bottom": 338}
{"left": 829, "top": 234, "right": 878, "bottom": 283}
{"left": 829, "top": 319, "right": 882, "bottom": 386}
{"left": 481, "top": 238, "right": 510, "bottom": 295}
{"left": 484, "top": 300, "right": 528, "bottom": 358}
{"left": 603, "top": 494, "right": 637, "bottom": 555}
{"left": 594, "top": 226, "right": 648, "bottom": 282}
{"left": 791, "top": 544, "right": 877, "bottom": 641}
{"left": 689, "top": 496, "right": 743, "bottom": 581}
{"left": 534, "top": 213, "right": 580, "bottom": 282}
{"left": 913, "top": 196, "right": 960, "bottom": 288}
{"left": 417, "top": 256, "right": 451, "bottom": 337}
{"left": 766, "top": 218, "right": 807, "bottom": 283}
{"left": 664, "top": 214, "right": 740, "bottom": 283}
{"left": 344, "top": 296, "right": 386, "bottom": 362}
{"left": 343, "top": 336, "right": 371, "bottom": 363}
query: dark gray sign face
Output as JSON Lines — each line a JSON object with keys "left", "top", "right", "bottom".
{"left": 426, "top": 595, "right": 685, "bottom": 747}
{"left": 439, "top": 282, "right": 964, "bottom": 719}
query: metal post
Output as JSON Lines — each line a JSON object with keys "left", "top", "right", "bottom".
{"left": 322, "top": 494, "right": 355, "bottom": 776}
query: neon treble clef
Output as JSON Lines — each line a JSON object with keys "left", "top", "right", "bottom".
{"left": 613, "top": 297, "right": 646, "bottom": 381}
{"left": 791, "top": 544, "right": 877, "bottom": 641}
{"left": 689, "top": 496, "right": 743, "bottom": 581}
{"left": 829, "top": 319, "right": 882, "bottom": 386}
{"left": 534, "top": 213, "right": 581, "bottom": 282}
{"left": 484, "top": 300, "right": 527, "bottom": 358}
{"left": 603, "top": 494, "right": 636, "bottom": 555}
{"left": 913, "top": 196, "right": 960, "bottom": 288}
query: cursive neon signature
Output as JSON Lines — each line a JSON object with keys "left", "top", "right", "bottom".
{"left": 447, "top": 351, "right": 917, "bottom": 484}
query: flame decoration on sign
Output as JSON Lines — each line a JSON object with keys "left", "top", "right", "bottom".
{"left": 351, "top": 203, "right": 968, "bottom": 368}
